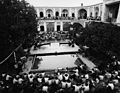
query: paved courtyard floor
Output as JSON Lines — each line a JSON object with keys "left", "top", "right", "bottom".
{"left": 22, "top": 41, "right": 96, "bottom": 73}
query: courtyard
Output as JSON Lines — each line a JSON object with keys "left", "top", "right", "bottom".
{"left": 0, "top": 0, "right": 120, "bottom": 93}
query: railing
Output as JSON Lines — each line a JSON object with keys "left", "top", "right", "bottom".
{"left": 87, "top": 16, "right": 101, "bottom": 21}
{"left": 0, "top": 44, "right": 23, "bottom": 65}
{"left": 38, "top": 17, "right": 76, "bottom": 20}
{"left": 38, "top": 16, "right": 101, "bottom": 21}
{"left": 29, "top": 51, "right": 80, "bottom": 56}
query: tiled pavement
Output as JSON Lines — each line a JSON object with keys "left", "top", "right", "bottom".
{"left": 77, "top": 54, "right": 96, "bottom": 69}
{"left": 22, "top": 54, "right": 96, "bottom": 73}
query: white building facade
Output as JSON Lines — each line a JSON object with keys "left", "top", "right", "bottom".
{"left": 35, "top": 0, "right": 120, "bottom": 32}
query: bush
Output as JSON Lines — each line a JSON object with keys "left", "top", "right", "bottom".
{"left": 75, "top": 21, "right": 120, "bottom": 66}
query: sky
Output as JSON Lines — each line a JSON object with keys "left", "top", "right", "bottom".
{"left": 25, "top": 0, "right": 103, "bottom": 7}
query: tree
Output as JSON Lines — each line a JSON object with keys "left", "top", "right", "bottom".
{"left": 69, "top": 23, "right": 84, "bottom": 45}
{"left": 0, "top": 0, "right": 38, "bottom": 73}
{"left": 75, "top": 21, "right": 120, "bottom": 66}
{"left": 72, "top": 23, "right": 83, "bottom": 32}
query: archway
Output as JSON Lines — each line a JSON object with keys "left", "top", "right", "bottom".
{"left": 57, "top": 25, "right": 60, "bottom": 31}
{"left": 56, "top": 11, "right": 59, "bottom": 17}
{"left": 107, "top": 3, "right": 119, "bottom": 22}
{"left": 40, "top": 12, "right": 44, "bottom": 17}
{"left": 63, "top": 22, "right": 71, "bottom": 31}
{"left": 90, "top": 12, "right": 93, "bottom": 17}
{"left": 62, "top": 9, "right": 69, "bottom": 17}
{"left": 78, "top": 9, "right": 87, "bottom": 19}
{"left": 40, "top": 26, "right": 44, "bottom": 31}
{"left": 72, "top": 13, "right": 75, "bottom": 18}
{"left": 94, "top": 7, "right": 99, "bottom": 18}
{"left": 47, "top": 22, "right": 54, "bottom": 32}
{"left": 46, "top": 9, "right": 53, "bottom": 18}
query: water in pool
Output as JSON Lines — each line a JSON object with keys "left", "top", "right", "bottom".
{"left": 31, "top": 42, "right": 79, "bottom": 70}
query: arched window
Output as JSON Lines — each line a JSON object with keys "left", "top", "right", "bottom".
{"left": 57, "top": 25, "right": 60, "bottom": 31}
{"left": 46, "top": 9, "right": 53, "bottom": 18}
{"left": 40, "top": 26, "right": 44, "bottom": 31}
{"left": 62, "top": 9, "right": 69, "bottom": 17}
{"left": 48, "top": 14, "right": 51, "bottom": 17}
{"left": 40, "top": 12, "right": 44, "bottom": 17}
{"left": 47, "top": 22, "right": 54, "bottom": 31}
{"left": 63, "top": 22, "right": 71, "bottom": 31}
{"left": 90, "top": 12, "right": 92, "bottom": 17}
{"left": 72, "top": 13, "right": 75, "bottom": 17}
{"left": 56, "top": 11, "right": 59, "bottom": 17}
{"left": 63, "top": 14, "right": 65, "bottom": 17}
{"left": 95, "top": 7, "right": 99, "bottom": 18}
{"left": 78, "top": 9, "right": 87, "bottom": 19}
{"left": 95, "top": 12, "right": 98, "bottom": 18}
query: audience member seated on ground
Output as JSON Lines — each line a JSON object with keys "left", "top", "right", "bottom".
{"left": 0, "top": 58, "right": 120, "bottom": 93}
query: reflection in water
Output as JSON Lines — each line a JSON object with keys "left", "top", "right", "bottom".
{"left": 31, "top": 43, "right": 79, "bottom": 70}
{"left": 37, "top": 55, "right": 77, "bottom": 70}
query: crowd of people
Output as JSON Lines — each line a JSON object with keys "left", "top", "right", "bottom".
{"left": 1, "top": 27, "right": 120, "bottom": 93}
{"left": 0, "top": 56, "right": 120, "bottom": 93}
{"left": 34, "top": 31, "right": 70, "bottom": 49}
{"left": 37, "top": 31, "right": 69, "bottom": 41}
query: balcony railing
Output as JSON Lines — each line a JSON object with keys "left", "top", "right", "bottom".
{"left": 38, "top": 16, "right": 101, "bottom": 21}
{"left": 38, "top": 16, "right": 75, "bottom": 20}
{"left": 87, "top": 16, "right": 101, "bottom": 21}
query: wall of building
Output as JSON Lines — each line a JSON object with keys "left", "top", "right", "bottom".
{"left": 35, "top": 0, "right": 120, "bottom": 32}
{"left": 35, "top": 3, "right": 102, "bottom": 32}
{"left": 102, "top": 0, "right": 120, "bottom": 25}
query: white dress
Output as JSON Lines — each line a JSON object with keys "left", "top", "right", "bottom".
{"left": 73, "top": 85, "right": 81, "bottom": 92}
{"left": 61, "top": 81, "right": 67, "bottom": 88}
{"left": 44, "top": 77, "right": 49, "bottom": 83}
{"left": 58, "top": 74, "right": 63, "bottom": 80}
{"left": 42, "top": 86, "right": 48, "bottom": 92}
{"left": 37, "top": 78, "right": 42, "bottom": 83}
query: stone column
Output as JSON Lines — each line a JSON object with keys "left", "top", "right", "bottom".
{"left": 87, "top": 7, "right": 90, "bottom": 17}
{"left": 38, "top": 24, "right": 40, "bottom": 31}
{"left": 36, "top": 8, "right": 40, "bottom": 17}
{"left": 101, "top": 3, "right": 109, "bottom": 22}
{"left": 75, "top": 8, "right": 78, "bottom": 19}
{"left": 59, "top": 8, "right": 62, "bottom": 17}
{"left": 54, "top": 22, "right": 57, "bottom": 31}
{"left": 98, "top": 5, "right": 101, "bottom": 16}
{"left": 53, "top": 8, "right": 56, "bottom": 17}
{"left": 43, "top": 8, "right": 46, "bottom": 17}
{"left": 69, "top": 8, "right": 72, "bottom": 17}
{"left": 60, "top": 22, "right": 63, "bottom": 31}
{"left": 44, "top": 22, "right": 47, "bottom": 32}
{"left": 116, "top": 4, "right": 120, "bottom": 24}
{"left": 92, "top": 6, "right": 95, "bottom": 18}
